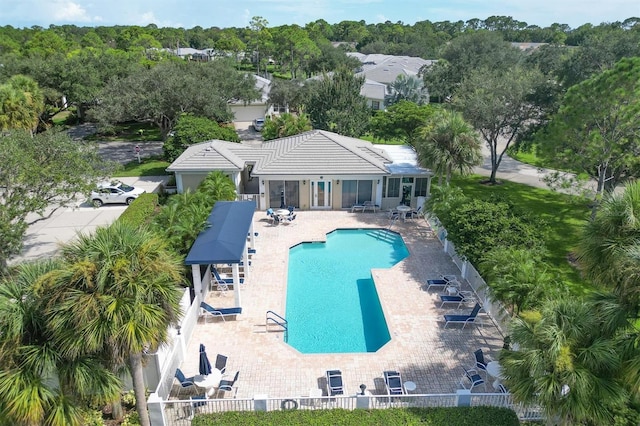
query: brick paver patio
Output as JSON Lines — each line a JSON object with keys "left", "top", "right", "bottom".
{"left": 180, "top": 210, "right": 505, "bottom": 399}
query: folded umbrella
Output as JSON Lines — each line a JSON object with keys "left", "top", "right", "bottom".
{"left": 199, "top": 343, "right": 212, "bottom": 376}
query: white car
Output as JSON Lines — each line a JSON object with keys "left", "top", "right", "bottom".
{"left": 252, "top": 118, "right": 265, "bottom": 132}
{"left": 90, "top": 181, "right": 145, "bottom": 207}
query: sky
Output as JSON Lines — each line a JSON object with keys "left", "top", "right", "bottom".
{"left": 2, "top": 0, "right": 639, "bottom": 30}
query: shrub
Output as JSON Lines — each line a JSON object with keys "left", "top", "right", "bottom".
{"left": 192, "top": 407, "right": 520, "bottom": 426}
{"left": 117, "top": 193, "right": 159, "bottom": 227}
{"left": 163, "top": 115, "right": 240, "bottom": 162}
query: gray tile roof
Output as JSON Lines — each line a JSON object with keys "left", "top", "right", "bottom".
{"left": 348, "top": 52, "right": 436, "bottom": 84}
{"left": 167, "top": 130, "right": 395, "bottom": 176}
{"left": 360, "top": 78, "right": 387, "bottom": 100}
{"left": 256, "top": 130, "right": 390, "bottom": 176}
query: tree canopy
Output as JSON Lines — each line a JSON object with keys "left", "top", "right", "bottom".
{"left": 537, "top": 57, "right": 640, "bottom": 200}
{"left": 163, "top": 114, "right": 240, "bottom": 162}
{"left": 90, "top": 60, "right": 260, "bottom": 138}
{"left": 0, "top": 130, "right": 115, "bottom": 270}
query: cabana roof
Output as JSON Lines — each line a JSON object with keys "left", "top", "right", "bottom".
{"left": 185, "top": 201, "right": 255, "bottom": 265}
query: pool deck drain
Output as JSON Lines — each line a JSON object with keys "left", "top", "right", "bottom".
{"left": 181, "top": 210, "right": 504, "bottom": 398}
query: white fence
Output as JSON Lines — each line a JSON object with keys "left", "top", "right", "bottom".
{"left": 427, "top": 215, "right": 511, "bottom": 335}
{"left": 151, "top": 392, "right": 542, "bottom": 425}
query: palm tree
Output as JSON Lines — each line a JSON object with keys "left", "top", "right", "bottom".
{"left": 262, "top": 113, "right": 312, "bottom": 141}
{"left": 479, "top": 247, "right": 556, "bottom": 315}
{"left": 415, "top": 109, "right": 483, "bottom": 185}
{"left": 386, "top": 75, "right": 430, "bottom": 106}
{"left": 0, "top": 261, "right": 121, "bottom": 426}
{"left": 577, "top": 180, "right": 640, "bottom": 311}
{"left": 197, "top": 170, "right": 238, "bottom": 202}
{"left": 40, "top": 222, "right": 185, "bottom": 426}
{"left": 501, "top": 296, "right": 632, "bottom": 425}
{"left": 153, "top": 190, "right": 211, "bottom": 257}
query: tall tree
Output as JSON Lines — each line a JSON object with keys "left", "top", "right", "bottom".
{"left": 0, "top": 261, "right": 122, "bottom": 426}
{"left": 479, "top": 247, "right": 555, "bottom": 315}
{"left": 422, "top": 30, "right": 524, "bottom": 101}
{"left": 42, "top": 222, "right": 185, "bottom": 426}
{"left": 537, "top": 57, "right": 640, "bottom": 206}
{"left": 369, "top": 100, "right": 435, "bottom": 144}
{"left": 453, "top": 65, "right": 545, "bottom": 184}
{"left": 306, "top": 68, "right": 370, "bottom": 137}
{"left": 414, "top": 109, "right": 482, "bottom": 184}
{"left": 163, "top": 114, "right": 240, "bottom": 162}
{"left": 502, "top": 296, "right": 633, "bottom": 425}
{"left": 91, "top": 60, "right": 259, "bottom": 139}
{"left": 0, "top": 74, "right": 44, "bottom": 134}
{"left": 577, "top": 181, "right": 640, "bottom": 311}
{"left": 0, "top": 130, "right": 114, "bottom": 270}
{"left": 247, "top": 16, "right": 272, "bottom": 76}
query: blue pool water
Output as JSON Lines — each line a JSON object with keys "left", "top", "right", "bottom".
{"left": 285, "top": 228, "right": 409, "bottom": 354}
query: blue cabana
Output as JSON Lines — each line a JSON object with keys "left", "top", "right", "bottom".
{"left": 186, "top": 201, "right": 256, "bottom": 306}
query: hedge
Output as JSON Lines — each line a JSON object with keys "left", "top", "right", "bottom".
{"left": 117, "top": 193, "right": 159, "bottom": 227}
{"left": 192, "top": 407, "right": 520, "bottom": 426}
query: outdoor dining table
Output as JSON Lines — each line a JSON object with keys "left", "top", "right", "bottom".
{"left": 194, "top": 369, "right": 222, "bottom": 395}
{"left": 275, "top": 209, "right": 290, "bottom": 217}
{"left": 396, "top": 205, "right": 411, "bottom": 221}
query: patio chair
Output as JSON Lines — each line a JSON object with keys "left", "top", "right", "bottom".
{"left": 425, "top": 274, "right": 460, "bottom": 291}
{"left": 216, "top": 371, "right": 239, "bottom": 398}
{"left": 215, "top": 354, "right": 228, "bottom": 375}
{"left": 383, "top": 370, "right": 406, "bottom": 399}
{"left": 459, "top": 367, "right": 485, "bottom": 391}
{"left": 409, "top": 205, "right": 423, "bottom": 219}
{"left": 326, "top": 370, "right": 344, "bottom": 396}
{"left": 174, "top": 368, "right": 196, "bottom": 398}
{"left": 351, "top": 203, "right": 366, "bottom": 213}
{"left": 200, "top": 302, "right": 242, "bottom": 322}
{"left": 439, "top": 290, "right": 476, "bottom": 308}
{"left": 362, "top": 200, "right": 378, "bottom": 212}
{"left": 211, "top": 267, "right": 244, "bottom": 286}
{"left": 443, "top": 303, "right": 482, "bottom": 329}
{"left": 474, "top": 349, "right": 489, "bottom": 376}
{"left": 284, "top": 213, "right": 297, "bottom": 224}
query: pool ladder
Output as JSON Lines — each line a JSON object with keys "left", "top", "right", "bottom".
{"left": 266, "top": 310, "right": 288, "bottom": 342}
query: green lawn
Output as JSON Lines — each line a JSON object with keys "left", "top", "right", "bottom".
{"left": 86, "top": 122, "right": 162, "bottom": 142}
{"left": 450, "top": 175, "right": 592, "bottom": 294}
{"left": 113, "top": 157, "right": 171, "bottom": 177}
{"left": 361, "top": 134, "right": 405, "bottom": 145}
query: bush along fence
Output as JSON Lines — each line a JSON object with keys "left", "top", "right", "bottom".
{"left": 427, "top": 214, "right": 512, "bottom": 335}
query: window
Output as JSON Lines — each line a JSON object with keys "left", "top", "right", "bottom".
{"left": 414, "top": 178, "right": 428, "bottom": 197}
{"left": 371, "top": 100, "right": 380, "bottom": 110}
{"left": 385, "top": 177, "right": 400, "bottom": 197}
{"left": 341, "top": 180, "right": 374, "bottom": 208}
{"left": 269, "top": 180, "right": 300, "bottom": 208}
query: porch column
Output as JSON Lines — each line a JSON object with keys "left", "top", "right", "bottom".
{"left": 243, "top": 245, "right": 250, "bottom": 279}
{"left": 232, "top": 264, "right": 242, "bottom": 307}
{"left": 191, "top": 264, "right": 202, "bottom": 296}
{"left": 247, "top": 223, "right": 255, "bottom": 249}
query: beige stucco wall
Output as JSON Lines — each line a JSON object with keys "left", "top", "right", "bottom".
{"left": 180, "top": 173, "right": 208, "bottom": 192}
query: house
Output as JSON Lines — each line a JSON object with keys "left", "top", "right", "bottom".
{"left": 348, "top": 53, "right": 435, "bottom": 84}
{"left": 347, "top": 53, "right": 436, "bottom": 109}
{"left": 229, "top": 75, "right": 273, "bottom": 122}
{"left": 166, "top": 130, "right": 432, "bottom": 211}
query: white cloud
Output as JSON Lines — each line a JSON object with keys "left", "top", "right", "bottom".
{"left": 50, "top": 0, "right": 93, "bottom": 22}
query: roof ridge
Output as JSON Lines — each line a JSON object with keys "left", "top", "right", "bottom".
{"left": 313, "top": 130, "right": 389, "bottom": 173}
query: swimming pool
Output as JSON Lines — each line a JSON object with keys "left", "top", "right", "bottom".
{"left": 285, "top": 228, "right": 409, "bottom": 354}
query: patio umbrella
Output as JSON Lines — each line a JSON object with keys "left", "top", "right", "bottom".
{"left": 199, "top": 343, "right": 212, "bottom": 376}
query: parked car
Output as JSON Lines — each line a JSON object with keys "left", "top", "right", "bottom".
{"left": 90, "top": 181, "right": 145, "bottom": 207}
{"left": 252, "top": 118, "right": 265, "bottom": 132}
